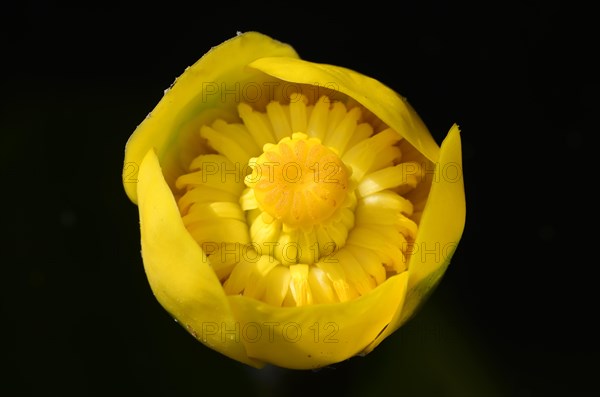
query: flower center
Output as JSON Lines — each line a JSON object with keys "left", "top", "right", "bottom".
{"left": 246, "top": 133, "right": 349, "bottom": 229}
{"left": 175, "top": 92, "right": 428, "bottom": 307}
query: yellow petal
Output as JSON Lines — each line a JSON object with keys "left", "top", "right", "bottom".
{"left": 123, "top": 31, "right": 299, "bottom": 204}
{"left": 227, "top": 271, "right": 408, "bottom": 369}
{"left": 137, "top": 148, "right": 264, "bottom": 368}
{"left": 364, "top": 124, "right": 465, "bottom": 353}
{"left": 248, "top": 56, "right": 440, "bottom": 163}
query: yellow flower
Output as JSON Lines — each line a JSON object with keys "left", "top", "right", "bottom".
{"left": 122, "top": 31, "right": 465, "bottom": 370}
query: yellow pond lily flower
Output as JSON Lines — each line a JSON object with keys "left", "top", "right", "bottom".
{"left": 122, "top": 31, "right": 465, "bottom": 369}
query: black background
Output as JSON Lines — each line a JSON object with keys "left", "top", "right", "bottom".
{"left": 1, "top": 1, "right": 597, "bottom": 396}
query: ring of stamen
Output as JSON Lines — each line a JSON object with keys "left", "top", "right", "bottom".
{"left": 175, "top": 93, "right": 426, "bottom": 307}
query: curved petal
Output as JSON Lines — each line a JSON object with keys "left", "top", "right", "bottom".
{"left": 364, "top": 124, "right": 465, "bottom": 353}
{"left": 227, "top": 271, "right": 408, "bottom": 370}
{"left": 137, "top": 149, "right": 264, "bottom": 368}
{"left": 123, "top": 31, "right": 299, "bottom": 204}
{"left": 248, "top": 57, "right": 440, "bottom": 163}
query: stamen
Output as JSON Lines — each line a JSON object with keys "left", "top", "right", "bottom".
{"left": 238, "top": 102, "right": 276, "bottom": 147}
{"left": 200, "top": 124, "right": 254, "bottom": 166}
{"left": 306, "top": 96, "right": 331, "bottom": 141}
{"left": 334, "top": 249, "right": 376, "bottom": 295}
{"left": 243, "top": 255, "right": 280, "bottom": 300}
{"left": 345, "top": 245, "right": 386, "bottom": 285}
{"left": 266, "top": 101, "right": 293, "bottom": 141}
{"left": 264, "top": 266, "right": 291, "bottom": 306}
{"left": 289, "top": 264, "right": 312, "bottom": 306}
{"left": 342, "top": 128, "right": 403, "bottom": 182}
{"left": 323, "top": 106, "right": 362, "bottom": 153}
{"left": 289, "top": 93, "right": 309, "bottom": 133}
{"left": 316, "top": 260, "right": 359, "bottom": 302}
{"left": 308, "top": 266, "right": 337, "bottom": 303}
{"left": 346, "top": 227, "right": 406, "bottom": 272}
{"left": 357, "top": 161, "right": 423, "bottom": 197}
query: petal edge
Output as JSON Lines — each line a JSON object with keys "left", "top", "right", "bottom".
{"left": 364, "top": 124, "right": 465, "bottom": 352}
{"left": 123, "top": 32, "right": 299, "bottom": 203}
{"left": 138, "top": 148, "right": 264, "bottom": 368}
{"left": 249, "top": 56, "right": 441, "bottom": 162}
